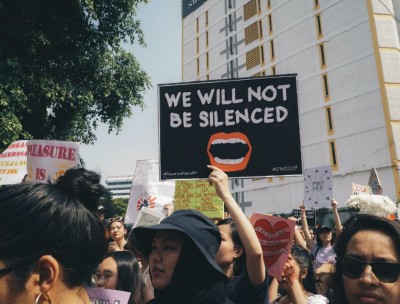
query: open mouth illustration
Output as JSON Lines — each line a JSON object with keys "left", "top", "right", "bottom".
{"left": 207, "top": 132, "right": 252, "bottom": 172}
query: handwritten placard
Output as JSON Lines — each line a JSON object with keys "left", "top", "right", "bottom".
{"left": 292, "top": 209, "right": 316, "bottom": 227}
{"left": 134, "top": 207, "right": 165, "bottom": 227}
{"left": 352, "top": 183, "right": 371, "bottom": 195}
{"left": 26, "top": 140, "right": 79, "bottom": 183}
{"left": 174, "top": 180, "right": 224, "bottom": 219}
{"left": 303, "top": 165, "right": 333, "bottom": 208}
{"left": 86, "top": 288, "right": 130, "bottom": 304}
{"left": 125, "top": 160, "right": 175, "bottom": 224}
{"left": 250, "top": 213, "right": 295, "bottom": 281}
{"left": 0, "top": 140, "right": 27, "bottom": 185}
{"left": 368, "top": 167, "right": 382, "bottom": 195}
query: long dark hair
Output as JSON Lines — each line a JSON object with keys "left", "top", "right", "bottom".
{"left": 0, "top": 168, "right": 107, "bottom": 291}
{"left": 332, "top": 214, "right": 400, "bottom": 304}
{"left": 217, "top": 217, "right": 246, "bottom": 276}
{"left": 107, "top": 251, "right": 145, "bottom": 304}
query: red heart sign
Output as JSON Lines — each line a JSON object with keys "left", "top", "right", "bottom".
{"left": 254, "top": 219, "right": 291, "bottom": 269}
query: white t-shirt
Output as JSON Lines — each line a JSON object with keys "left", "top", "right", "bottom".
{"left": 312, "top": 244, "right": 336, "bottom": 271}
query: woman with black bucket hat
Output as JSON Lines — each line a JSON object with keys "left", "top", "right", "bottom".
{"left": 132, "top": 209, "right": 233, "bottom": 304}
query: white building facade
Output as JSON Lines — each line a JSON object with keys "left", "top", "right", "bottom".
{"left": 105, "top": 175, "right": 134, "bottom": 199}
{"left": 182, "top": 0, "right": 400, "bottom": 214}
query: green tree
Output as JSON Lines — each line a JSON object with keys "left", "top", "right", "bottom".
{"left": 112, "top": 197, "right": 129, "bottom": 218}
{"left": 0, "top": 0, "right": 151, "bottom": 150}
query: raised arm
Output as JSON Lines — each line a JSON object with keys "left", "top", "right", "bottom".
{"left": 208, "top": 165, "right": 266, "bottom": 287}
{"left": 331, "top": 199, "right": 343, "bottom": 239}
{"left": 300, "top": 204, "right": 315, "bottom": 250}
{"left": 288, "top": 216, "right": 308, "bottom": 250}
{"left": 282, "top": 254, "right": 308, "bottom": 304}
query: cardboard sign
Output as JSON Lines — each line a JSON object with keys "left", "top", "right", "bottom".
{"left": 303, "top": 165, "right": 333, "bottom": 208}
{"left": 250, "top": 213, "right": 296, "bottom": 281}
{"left": 86, "top": 288, "right": 130, "bottom": 304}
{"left": 0, "top": 140, "right": 27, "bottom": 185}
{"left": 26, "top": 140, "right": 79, "bottom": 183}
{"left": 352, "top": 183, "right": 371, "bottom": 195}
{"left": 134, "top": 207, "right": 165, "bottom": 228}
{"left": 174, "top": 180, "right": 224, "bottom": 219}
{"left": 125, "top": 160, "right": 175, "bottom": 224}
{"left": 159, "top": 75, "right": 302, "bottom": 180}
{"left": 368, "top": 167, "right": 382, "bottom": 195}
{"left": 292, "top": 209, "right": 316, "bottom": 227}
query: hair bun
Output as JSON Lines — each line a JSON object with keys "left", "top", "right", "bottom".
{"left": 56, "top": 168, "right": 104, "bottom": 212}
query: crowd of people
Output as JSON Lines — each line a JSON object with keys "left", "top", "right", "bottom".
{"left": 0, "top": 167, "right": 399, "bottom": 304}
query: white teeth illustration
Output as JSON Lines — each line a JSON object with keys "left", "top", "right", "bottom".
{"left": 211, "top": 138, "right": 246, "bottom": 145}
{"left": 214, "top": 157, "right": 244, "bottom": 164}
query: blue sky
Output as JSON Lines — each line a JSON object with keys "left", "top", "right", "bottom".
{"left": 80, "top": 0, "right": 182, "bottom": 180}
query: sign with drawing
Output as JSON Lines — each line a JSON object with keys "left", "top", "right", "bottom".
{"left": 303, "top": 165, "right": 333, "bottom": 208}
{"left": 159, "top": 75, "right": 302, "bottom": 179}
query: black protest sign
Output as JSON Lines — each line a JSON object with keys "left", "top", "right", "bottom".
{"left": 159, "top": 75, "right": 302, "bottom": 180}
{"left": 292, "top": 209, "right": 316, "bottom": 228}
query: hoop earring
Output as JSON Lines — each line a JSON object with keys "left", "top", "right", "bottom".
{"left": 35, "top": 293, "right": 51, "bottom": 304}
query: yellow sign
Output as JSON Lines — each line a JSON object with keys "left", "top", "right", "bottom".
{"left": 174, "top": 180, "right": 224, "bottom": 220}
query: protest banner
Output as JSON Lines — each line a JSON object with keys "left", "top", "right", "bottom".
{"left": 352, "top": 183, "right": 371, "bottom": 195}
{"left": 368, "top": 167, "right": 383, "bottom": 195}
{"left": 250, "top": 213, "right": 296, "bottom": 281}
{"left": 159, "top": 75, "right": 302, "bottom": 180}
{"left": 125, "top": 160, "right": 175, "bottom": 224}
{"left": 134, "top": 207, "right": 165, "bottom": 227}
{"left": 86, "top": 288, "right": 130, "bottom": 304}
{"left": 292, "top": 209, "right": 316, "bottom": 227}
{"left": 174, "top": 180, "right": 224, "bottom": 220}
{"left": 303, "top": 165, "right": 333, "bottom": 208}
{"left": 26, "top": 140, "right": 79, "bottom": 183}
{"left": 0, "top": 140, "right": 27, "bottom": 185}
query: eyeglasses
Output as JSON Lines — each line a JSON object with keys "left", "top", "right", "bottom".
{"left": 92, "top": 272, "right": 114, "bottom": 286}
{"left": 337, "top": 257, "right": 400, "bottom": 283}
{"left": 0, "top": 261, "right": 36, "bottom": 276}
{"left": 108, "top": 216, "right": 123, "bottom": 223}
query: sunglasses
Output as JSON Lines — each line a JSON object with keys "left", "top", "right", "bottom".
{"left": 108, "top": 216, "right": 123, "bottom": 223}
{"left": 338, "top": 257, "right": 400, "bottom": 283}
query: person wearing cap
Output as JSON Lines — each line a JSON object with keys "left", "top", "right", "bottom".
{"left": 132, "top": 209, "right": 233, "bottom": 304}
{"left": 300, "top": 200, "right": 343, "bottom": 297}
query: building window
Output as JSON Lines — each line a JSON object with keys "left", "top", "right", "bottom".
{"left": 196, "top": 17, "right": 199, "bottom": 34}
{"left": 319, "top": 43, "right": 326, "bottom": 68}
{"left": 196, "top": 58, "right": 200, "bottom": 76}
{"left": 229, "top": 36, "right": 234, "bottom": 54}
{"left": 206, "top": 74, "right": 210, "bottom": 80}
{"left": 325, "top": 106, "right": 334, "bottom": 135}
{"left": 206, "top": 31, "right": 209, "bottom": 48}
{"left": 260, "top": 45, "right": 265, "bottom": 65}
{"left": 229, "top": 14, "right": 233, "bottom": 31}
{"left": 206, "top": 52, "right": 209, "bottom": 71}
{"left": 245, "top": 21, "right": 259, "bottom": 45}
{"left": 272, "top": 65, "right": 276, "bottom": 75}
{"left": 316, "top": 14, "right": 323, "bottom": 38}
{"left": 205, "top": 11, "right": 209, "bottom": 27}
{"left": 268, "top": 14, "right": 273, "bottom": 35}
{"left": 230, "top": 60, "right": 235, "bottom": 78}
{"left": 246, "top": 46, "right": 261, "bottom": 70}
{"left": 267, "top": 0, "right": 271, "bottom": 10}
{"left": 244, "top": 0, "right": 257, "bottom": 21}
{"left": 228, "top": 0, "right": 233, "bottom": 9}
{"left": 329, "top": 140, "right": 338, "bottom": 170}
{"left": 258, "top": 20, "right": 263, "bottom": 39}
{"left": 314, "top": 0, "right": 320, "bottom": 9}
{"left": 196, "top": 37, "right": 199, "bottom": 54}
{"left": 257, "top": 0, "right": 261, "bottom": 14}
{"left": 270, "top": 39, "right": 275, "bottom": 61}
{"left": 322, "top": 73, "right": 330, "bottom": 101}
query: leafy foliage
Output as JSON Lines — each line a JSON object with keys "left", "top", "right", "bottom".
{"left": 0, "top": 0, "right": 151, "bottom": 150}
{"left": 112, "top": 197, "right": 129, "bottom": 218}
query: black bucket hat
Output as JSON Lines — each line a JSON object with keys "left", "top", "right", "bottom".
{"left": 132, "top": 209, "right": 225, "bottom": 276}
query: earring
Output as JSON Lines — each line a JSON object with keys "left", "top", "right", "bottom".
{"left": 35, "top": 293, "right": 51, "bottom": 304}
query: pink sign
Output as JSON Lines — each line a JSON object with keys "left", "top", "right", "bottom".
{"left": 249, "top": 213, "right": 296, "bottom": 280}
{"left": 86, "top": 288, "right": 131, "bottom": 304}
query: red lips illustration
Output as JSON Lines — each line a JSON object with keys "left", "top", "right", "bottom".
{"left": 207, "top": 132, "right": 252, "bottom": 172}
